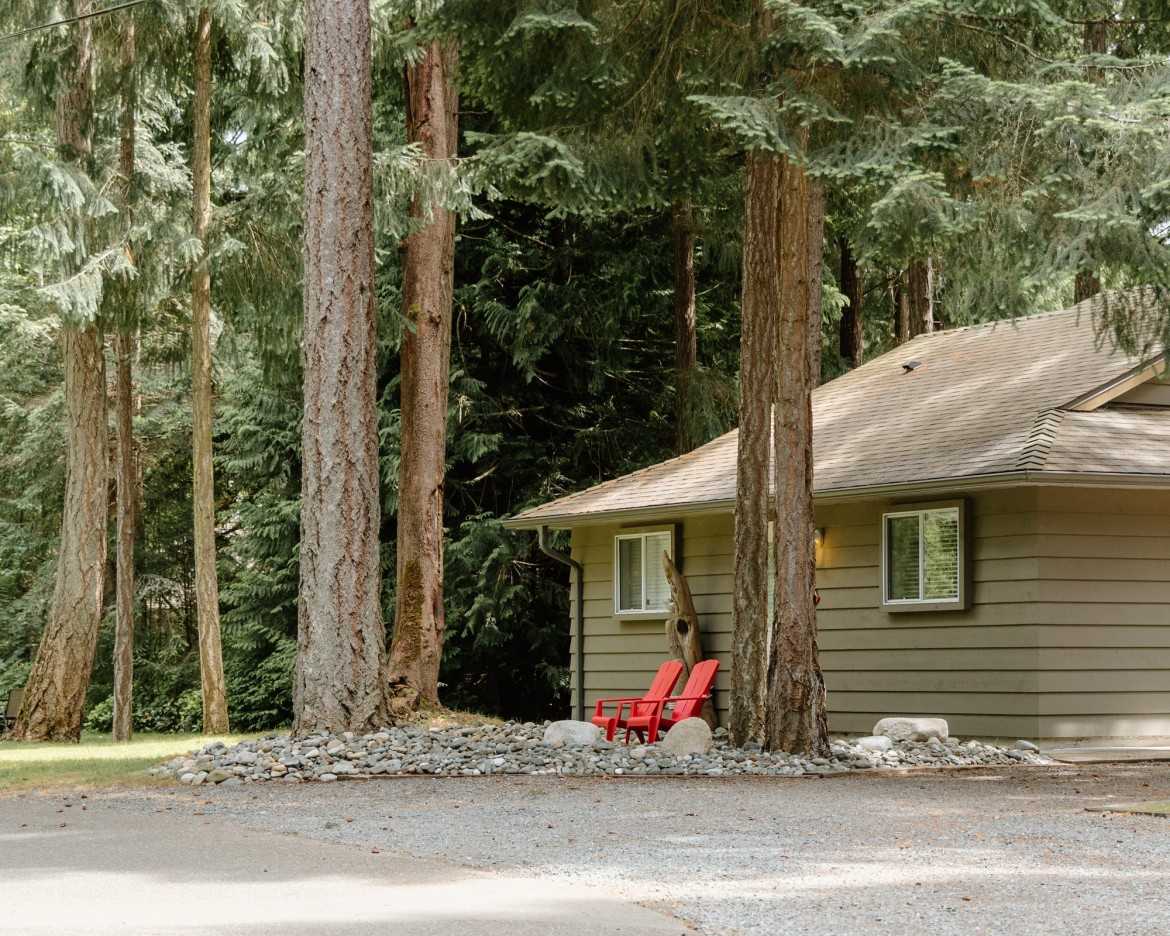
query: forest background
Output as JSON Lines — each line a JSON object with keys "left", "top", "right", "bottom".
{"left": 2, "top": 0, "right": 1169, "bottom": 735}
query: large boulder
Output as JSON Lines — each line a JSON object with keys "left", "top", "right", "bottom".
{"left": 660, "top": 717, "right": 714, "bottom": 757}
{"left": 543, "top": 720, "right": 601, "bottom": 748}
{"left": 873, "top": 717, "right": 949, "bottom": 743}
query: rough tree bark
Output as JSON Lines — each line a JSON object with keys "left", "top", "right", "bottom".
{"left": 191, "top": 7, "right": 228, "bottom": 734}
{"left": 662, "top": 553, "right": 718, "bottom": 730}
{"left": 838, "top": 237, "right": 863, "bottom": 367}
{"left": 764, "top": 159, "right": 828, "bottom": 758}
{"left": 294, "top": 0, "right": 390, "bottom": 735}
{"left": 386, "top": 36, "right": 459, "bottom": 711}
{"left": 1074, "top": 21, "right": 1106, "bottom": 304}
{"left": 11, "top": 1, "right": 107, "bottom": 743}
{"left": 729, "top": 148, "right": 780, "bottom": 748}
{"left": 673, "top": 197, "right": 699, "bottom": 455}
{"left": 893, "top": 275, "right": 911, "bottom": 346}
{"left": 907, "top": 257, "right": 933, "bottom": 337}
{"left": 113, "top": 15, "right": 137, "bottom": 742}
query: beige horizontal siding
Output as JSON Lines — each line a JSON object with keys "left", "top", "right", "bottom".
{"left": 571, "top": 514, "right": 734, "bottom": 723}
{"left": 816, "top": 491, "right": 1042, "bottom": 739}
{"left": 1036, "top": 486, "right": 1170, "bottom": 737}
{"left": 564, "top": 484, "right": 1170, "bottom": 740}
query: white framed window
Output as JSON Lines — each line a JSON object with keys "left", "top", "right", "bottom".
{"left": 614, "top": 527, "right": 675, "bottom": 616}
{"left": 881, "top": 501, "right": 967, "bottom": 611}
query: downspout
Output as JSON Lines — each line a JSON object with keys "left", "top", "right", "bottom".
{"left": 538, "top": 525, "right": 585, "bottom": 721}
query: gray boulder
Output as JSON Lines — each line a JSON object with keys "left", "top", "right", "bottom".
{"left": 660, "top": 718, "right": 714, "bottom": 757}
{"left": 854, "top": 735, "right": 894, "bottom": 752}
{"left": 873, "top": 717, "right": 949, "bottom": 743}
{"left": 543, "top": 720, "right": 601, "bottom": 747}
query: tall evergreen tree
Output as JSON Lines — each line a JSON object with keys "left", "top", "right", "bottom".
{"left": 386, "top": 23, "right": 460, "bottom": 711}
{"left": 10, "top": 0, "right": 108, "bottom": 742}
{"left": 190, "top": 5, "right": 228, "bottom": 734}
{"left": 294, "top": 0, "right": 390, "bottom": 733}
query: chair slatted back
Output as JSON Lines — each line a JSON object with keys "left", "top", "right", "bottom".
{"left": 669, "top": 659, "right": 719, "bottom": 721}
{"left": 645, "top": 660, "right": 684, "bottom": 702}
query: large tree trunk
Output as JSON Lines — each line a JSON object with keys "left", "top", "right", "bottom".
{"left": 11, "top": 1, "right": 106, "bottom": 744}
{"left": 764, "top": 160, "right": 828, "bottom": 758}
{"left": 294, "top": 0, "right": 390, "bottom": 735}
{"left": 386, "top": 37, "right": 459, "bottom": 711}
{"left": 1075, "top": 272, "right": 1100, "bottom": 304}
{"left": 191, "top": 7, "right": 228, "bottom": 734}
{"left": 1075, "top": 22, "right": 1106, "bottom": 301}
{"left": 838, "top": 237, "right": 863, "bottom": 367}
{"left": 662, "top": 553, "right": 718, "bottom": 730}
{"left": 893, "top": 275, "right": 911, "bottom": 346}
{"left": 729, "top": 149, "right": 780, "bottom": 748}
{"left": 907, "top": 257, "right": 933, "bottom": 336}
{"left": 112, "top": 16, "right": 137, "bottom": 742}
{"left": 673, "top": 197, "right": 699, "bottom": 455}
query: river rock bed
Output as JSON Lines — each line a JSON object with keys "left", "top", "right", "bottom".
{"left": 148, "top": 721, "right": 1055, "bottom": 785}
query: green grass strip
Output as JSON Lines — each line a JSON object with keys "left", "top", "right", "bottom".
{"left": 0, "top": 731, "right": 255, "bottom": 791}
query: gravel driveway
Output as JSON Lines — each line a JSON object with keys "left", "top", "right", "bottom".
{"left": 15, "top": 762, "right": 1170, "bottom": 934}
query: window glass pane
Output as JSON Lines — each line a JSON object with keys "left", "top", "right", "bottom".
{"left": 618, "top": 538, "right": 642, "bottom": 611}
{"left": 923, "top": 510, "right": 960, "bottom": 600}
{"left": 643, "top": 532, "right": 672, "bottom": 610}
{"left": 886, "top": 515, "right": 921, "bottom": 600}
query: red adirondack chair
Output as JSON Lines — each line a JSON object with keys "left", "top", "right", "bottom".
{"left": 623, "top": 658, "right": 719, "bottom": 744}
{"left": 590, "top": 660, "right": 683, "bottom": 742}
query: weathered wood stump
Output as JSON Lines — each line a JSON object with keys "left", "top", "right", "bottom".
{"left": 662, "top": 552, "right": 718, "bottom": 730}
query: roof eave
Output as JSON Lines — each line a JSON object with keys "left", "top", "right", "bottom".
{"left": 505, "top": 469, "right": 1170, "bottom": 529}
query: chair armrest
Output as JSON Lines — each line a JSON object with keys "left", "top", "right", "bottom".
{"left": 592, "top": 696, "right": 643, "bottom": 718}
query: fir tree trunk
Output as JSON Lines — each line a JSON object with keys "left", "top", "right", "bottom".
{"left": 1075, "top": 272, "right": 1100, "bottom": 304}
{"left": 387, "top": 37, "right": 459, "bottom": 711}
{"left": 838, "top": 237, "right": 863, "bottom": 367}
{"left": 1076, "top": 21, "right": 1107, "bottom": 299}
{"left": 112, "top": 17, "right": 137, "bottom": 743}
{"left": 893, "top": 275, "right": 910, "bottom": 346}
{"left": 907, "top": 257, "right": 933, "bottom": 336}
{"left": 764, "top": 161, "right": 828, "bottom": 758}
{"left": 295, "top": 0, "right": 390, "bottom": 734}
{"left": 729, "top": 149, "right": 779, "bottom": 748}
{"left": 673, "top": 197, "right": 699, "bottom": 455}
{"left": 191, "top": 7, "right": 228, "bottom": 734}
{"left": 12, "top": 1, "right": 106, "bottom": 744}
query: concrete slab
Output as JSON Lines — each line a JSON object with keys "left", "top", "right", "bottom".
{"left": 1085, "top": 800, "right": 1170, "bottom": 817}
{"left": 1044, "top": 745, "right": 1170, "bottom": 764}
{"left": 0, "top": 792, "right": 688, "bottom": 935}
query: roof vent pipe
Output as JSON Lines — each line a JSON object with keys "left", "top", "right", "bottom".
{"left": 537, "top": 525, "right": 585, "bottom": 722}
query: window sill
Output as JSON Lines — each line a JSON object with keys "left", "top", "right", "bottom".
{"left": 614, "top": 610, "right": 671, "bottom": 622}
{"left": 882, "top": 598, "right": 969, "bottom": 614}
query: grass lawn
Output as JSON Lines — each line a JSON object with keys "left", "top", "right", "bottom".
{"left": 0, "top": 731, "right": 255, "bottom": 792}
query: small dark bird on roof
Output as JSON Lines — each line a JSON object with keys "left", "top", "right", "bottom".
{"left": 901, "top": 360, "right": 922, "bottom": 372}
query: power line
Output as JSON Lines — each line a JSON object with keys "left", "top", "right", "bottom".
{"left": 0, "top": 0, "right": 152, "bottom": 43}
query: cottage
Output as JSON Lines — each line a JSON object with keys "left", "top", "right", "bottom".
{"left": 506, "top": 297, "right": 1170, "bottom": 740}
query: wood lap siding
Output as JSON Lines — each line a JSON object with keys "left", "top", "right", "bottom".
{"left": 570, "top": 516, "right": 735, "bottom": 721}
{"left": 1036, "top": 487, "right": 1170, "bottom": 737}
{"left": 816, "top": 490, "right": 1042, "bottom": 738}
{"left": 567, "top": 486, "right": 1170, "bottom": 738}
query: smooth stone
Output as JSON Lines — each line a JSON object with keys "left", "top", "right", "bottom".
{"left": 543, "top": 720, "right": 602, "bottom": 747}
{"left": 660, "top": 718, "right": 714, "bottom": 757}
{"left": 873, "top": 717, "right": 949, "bottom": 743}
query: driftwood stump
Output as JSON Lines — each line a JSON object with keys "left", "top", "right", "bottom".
{"left": 662, "top": 552, "right": 718, "bottom": 730}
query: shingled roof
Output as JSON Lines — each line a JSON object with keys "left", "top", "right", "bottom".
{"left": 508, "top": 297, "right": 1169, "bottom": 529}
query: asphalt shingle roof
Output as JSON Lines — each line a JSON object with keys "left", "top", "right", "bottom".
{"left": 509, "top": 298, "right": 1169, "bottom": 528}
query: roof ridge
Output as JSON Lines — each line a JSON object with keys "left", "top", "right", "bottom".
{"left": 1016, "top": 408, "right": 1066, "bottom": 470}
